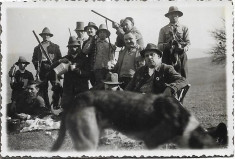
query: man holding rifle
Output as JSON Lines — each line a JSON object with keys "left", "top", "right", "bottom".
{"left": 32, "top": 27, "right": 62, "bottom": 109}
{"left": 158, "top": 6, "right": 190, "bottom": 78}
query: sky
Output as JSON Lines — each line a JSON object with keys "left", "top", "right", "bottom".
{"left": 2, "top": 1, "right": 233, "bottom": 68}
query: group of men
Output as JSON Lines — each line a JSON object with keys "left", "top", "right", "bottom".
{"left": 8, "top": 6, "right": 190, "bottom": 116}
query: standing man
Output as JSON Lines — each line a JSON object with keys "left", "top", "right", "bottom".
{"left": 55, "top": 36, "right": 90, "bottom": 110}
{"left": 158, "top": 6, "right": 190, "bottom": 78}
{"left": 93, "top": 24, "right": 116, "bottom": 86}
{"left": 74, "top": 21, "right": 87, "bottom": 49}
{"left": 82, "top": 22, "right": 98, "bottom": 86}
{"left": 32, "top": 27, "right": 62, "bottom": 108}
{"left": 113, "top": 17, "right": 144, "bottom": 50}
{"left": 126, "top": 43, "right": 188, "bottom": 96}
{"left": 113, "top": 32, "right": 144, "bottom": 89}
{"left": 8, "top": 56, "right": 34, "bottom": 114}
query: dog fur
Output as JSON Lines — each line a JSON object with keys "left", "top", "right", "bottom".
{"left": 51, "top": 91, "right": 216, "bottom": 151}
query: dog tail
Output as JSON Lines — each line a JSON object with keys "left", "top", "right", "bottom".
{"left": 51, "top": 112, "right": 66, "bottom": 151}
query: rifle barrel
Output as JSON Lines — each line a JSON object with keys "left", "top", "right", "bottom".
{"left": 91, "top": 10, "right": 118, "bottom": 24}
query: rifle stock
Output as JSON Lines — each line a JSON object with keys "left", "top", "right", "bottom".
{"left": 91, "top": 10, "right": 118, "bottom": 25}
{"left": 32, "top": 30, "right": 53, "bottom": 65}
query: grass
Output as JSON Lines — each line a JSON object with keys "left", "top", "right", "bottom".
{"left": 6, "top": 57, "right": 227, "bottom": 151}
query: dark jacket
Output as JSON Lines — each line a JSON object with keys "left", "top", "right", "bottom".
{"left": 125, "top": 64, "right": 188, "bottom": 94}
{"left": 59, "top": 53, "right": 90, "bottom": 96}
{"left": 10, "top": 70, "right": 34, "bottom": 91}
{"left": 115, "top": 26, "right": 144, "bottom": 50}
{"left": 32, "top": 41, "right": 62, "bottom": 70}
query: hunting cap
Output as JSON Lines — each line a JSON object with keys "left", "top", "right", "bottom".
{"left": 103, "top": 73, "right": 122, "bottom": 85}
{"left": 75, "top": 22, "right": 85, "bottom": 31}
{"left": 165, "top": 6, "right": 183, "bottom": 17}
{"left": 67, "top": 36, "right": 80, "bottom": 47}
{"left": 84, "top": 22, "right": 98, "bottom": 31}
{"left": 140, "top": 43, "right": 163, "bottom": 58}
{"left": 15, "top": 56, "right": 30, "bottom": 65}
{"left": 96, "top": 24, "right": 111, "bottom": 37}
{"left": 123, "top": 17, "right": 134, "bottom": 25}
{"left": 39, "top": 27, "right": 53, "bottom": 37}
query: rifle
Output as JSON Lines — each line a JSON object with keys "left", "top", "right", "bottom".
{"left": 9, "top": 64, "right": 17, "bottom": 85}
{"left": 35, "top": 61, "right": 41, "bottom": 82}
{"left": 32, "top": 30, "right": 53, "bottom": 65}
{"left": 91, "top": 10, "right": 119, "bottom": 25}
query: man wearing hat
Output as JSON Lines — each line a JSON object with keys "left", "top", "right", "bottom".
{"left": 93, "top": 24, "right": 116, "bottom": 86}
{"left": 113, "top": 32, "right": 145, "bottom": 89}
{"left": 82, "top": 22, "right": 98, "bottom": 86}
{"left": 74, "top": 22, "right": 87, "bottom": 48}
{"left": 112, "top": 17, "right": 144, "bottom": 50}
{"left": 8, "top": 56, "right": 34, "bottom": 113}
{"left": 32, "top": 27, "right": 62, "bottom": 108}
{"left": 54, "top": 36, "right": 90, "bottom": 110}
{"left": 126, "top": 43, "right": 188, "bottom": 96}
{"left": 158, "top": 6, "right": 190, "bottom": 78}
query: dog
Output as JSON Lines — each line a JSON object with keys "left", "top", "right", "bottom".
{"left": 51, "top": 91, "right": 217, "bottom": 151}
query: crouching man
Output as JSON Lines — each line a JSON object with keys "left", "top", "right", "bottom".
{"left": 8, "top": 81, "right": 49, "bottom": 117}
{"left": 126, "top": 43, "right": 188, "bottom": 96}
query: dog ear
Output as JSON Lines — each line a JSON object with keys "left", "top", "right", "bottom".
{"left": 153, "top": 96, "right": 182, "bottom": 128}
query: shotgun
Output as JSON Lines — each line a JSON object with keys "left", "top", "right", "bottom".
{"left": 32, "top": 30, "right": 53, "bottom": 65}
{"left": 91, "top": 10, "right": 119, "bottom": 25}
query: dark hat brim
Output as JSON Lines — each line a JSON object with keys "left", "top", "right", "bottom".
{"left": 84, "top": 25, "right": 98, "bottom": 31}
{"left": 15, "top": 61, "right": 30, "bottom": 65}
{"left": 96, "top": 29, "right": 111, "bottom": 37}
{"left": 140, "top": 49, "right": 163, "bottom": 58}
{"left": 67, "top": 44, "right": 80, "bottom": 47}
{"left": 165, "top": 11, "right": 183, "bottom": 17}
{"left": 39, "top": 33, "right": 53, "bottom": 37}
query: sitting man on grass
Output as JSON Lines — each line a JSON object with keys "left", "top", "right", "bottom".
{"left": 126, "top": 43, "right": 188, "bottom": 97}
{"left": 8, "top": 81, "right": 49, "bottom": 117}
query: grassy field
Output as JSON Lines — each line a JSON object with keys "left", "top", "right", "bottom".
{"left": 6, "top": 57, "right": 227, "bottom": 151}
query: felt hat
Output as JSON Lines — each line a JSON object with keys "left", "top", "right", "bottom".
{"left": 39, "top": 27, "right": 53, "bottom": 37}
{"left": 75, "top": 22, "right": 85, "bottom": 31}
{"left": 84, "top": 22, "right": 98, "bottom": 31}
{"left": 67, "top": 36, "right": 80, "bottom": 47}
{"left": 15, "top": 56, "right": 30, "bottom": 65}
{"left": 103, "top": 73, "right": 122, "bottom": 85}
{"left": 140, "top": 43, "right": 163, "bottom": 58}
{"left": 165, "top": 6, "right": 183, "bottom": 17}
{"left": 96, "top": 24, "right": 110, "bottom": 37}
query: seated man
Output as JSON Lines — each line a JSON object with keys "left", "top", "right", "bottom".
{"left": 9, "top": 81, "right": 49, "bottom": 117}
{"left": 126, "top": 43, "right": 188, "bottom": 96}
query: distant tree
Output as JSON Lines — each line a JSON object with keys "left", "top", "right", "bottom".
{"left": 209, "top": 19, "right": 226, "bottom": 65}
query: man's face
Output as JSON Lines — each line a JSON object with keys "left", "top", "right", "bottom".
{"left": 68, "top": 46, "right": 79, "bottom": 55}
{"left": 98, "top": 30, "right": 108, "bottom": 40}
{"left": 124, "top": 33, "right": 136, "bottom": 48}
{"left": 26, "top": 84, "right": 39, "bottom": 98}
{"left": 18, "top": 63, "right": 27, "bottom": 71}
{"left": 75, "top": 30, "right": 85, "bottom": 38}
{"left": 144, "top": 51, "right": 161, "bottom": 68}
{"left": 86, "top": 27, "right": 96, "bottom": 37}
{"left": 168, "top": 12, "right": 179, "bottom": 23}
{"left": 122, "top": 19, "right": 133, "bottom": 32}
{"left": 41, "top": 34, "right": 51, "bottom": 42}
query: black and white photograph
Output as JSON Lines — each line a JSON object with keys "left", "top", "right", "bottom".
{"left": 1, "top": 0, "right": 233, "bottom": 158}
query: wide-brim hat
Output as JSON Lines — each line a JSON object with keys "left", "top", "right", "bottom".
{"left": 39, "top": 27, "right": 53, "bottom": 37}
{"left": 67, "top": 36, "right": 80, "bottom": 47}
{"left": 140, "top": 43, "right": 163, "bottom": 58}
{"left": 96, "top": 24, "right": 110, "bottom": 37}
{"left": 165, "top": 6, "right": 183, "bottom": 17}
{"left": 123, "top": 17, "right": 135, "bottom": 25}
{"left": 84, "top": 22, "right": 98, "bottom": 31}
{"left": 15, "top": 56, "right": 30, "bottom": 65}
{"left": 103, "top": 73, "right": 122, "bottom": 85}
{"left": 75, "top": 22, "right": 85, "bottom": 31}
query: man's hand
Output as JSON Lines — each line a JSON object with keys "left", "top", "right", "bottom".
{"left": 112, "top": 22, "right": 119, "bottom": 29}
{"left": 163, "top": 87, "right": 173, "bottom": 96}
{"left": 59, "top": 58, "right": 70, "bottom": 64}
